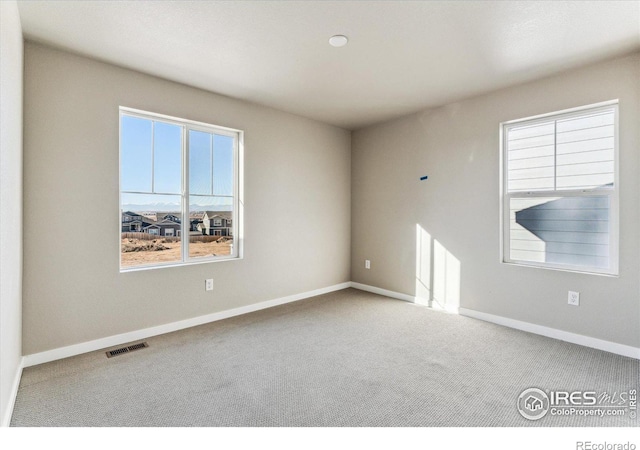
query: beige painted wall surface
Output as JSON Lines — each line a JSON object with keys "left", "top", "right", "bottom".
{"left": 23, "top": 43, "right": 351, "bottom": 355}
{"left": 352, "top": 52, "right": 640, "bottom": 347}
{"left": 0, "top": 0, "right": 24, "bottom": 425}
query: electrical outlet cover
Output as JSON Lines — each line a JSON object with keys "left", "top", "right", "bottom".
{"left": 568, "top": 291, "right": 580, "bottom": 306}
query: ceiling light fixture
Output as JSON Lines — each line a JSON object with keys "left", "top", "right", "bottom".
{"left": 329, "top": 35, "right": 348, "bottom": 48}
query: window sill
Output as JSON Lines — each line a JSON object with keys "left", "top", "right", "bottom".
{"left": 120, "top": 255, "right": 243, "bottom": 273}
{"left": 501, "top": 260, "right": 619, "bottom": 278}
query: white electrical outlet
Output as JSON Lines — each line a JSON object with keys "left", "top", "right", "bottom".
{"left": 365, "top": 259, "right": 371, "bottom": 269}
{"left": 568, "top": 291, "right": 580, "bottom": 306}
{"left": 205, "top": 279, "right": 214, "bottom": 291}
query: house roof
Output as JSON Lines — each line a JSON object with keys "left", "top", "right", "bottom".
{"left": 155, "top": 219, "right": 181, "bottom": 226}
{"left": 155, "top": 212, "right": 182, "bottom": 222}
{"left": 204, "top": 211, "right": 232, "bottom": 220}
{"left": 122, "top": 211, "right": 160, "bottom": 229}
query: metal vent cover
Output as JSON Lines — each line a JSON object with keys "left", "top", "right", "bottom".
{"left": 106, "top": 342, "right": 149, "bottom": 358}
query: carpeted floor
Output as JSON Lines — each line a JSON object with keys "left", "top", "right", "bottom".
{"left": 10, "top": 288, "right": 639, "bottom": 427}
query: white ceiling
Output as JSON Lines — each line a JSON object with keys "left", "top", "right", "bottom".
{"left": 16, "top": 1, "right": 640, "bottom": 130}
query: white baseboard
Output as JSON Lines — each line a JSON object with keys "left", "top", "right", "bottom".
{"left": 23, "top": 282, "right": 351, "bottom": 368}
{"left": 350, "top": 282, "right": 459, "bottom": 314}
{"left": 19, "top": 280, "right": 640, "bottom": 369}
{"left": 2, "top": 357, "right": 24, "bottom": 427}
{"left": 350, "top": 282, "right": 415, "bottom": 303}
{"left": 459, "top": 307, "right": 640, "bottom": 360}
{"left": 350, "top": 282, "right": 637, "bottom": 359}
{"left": 12, "top": 280, "right": 636, "bottom": 427}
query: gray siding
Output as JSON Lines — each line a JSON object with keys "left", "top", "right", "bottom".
{"left": 511, "top": 196, "right": 610, "bottom": 269}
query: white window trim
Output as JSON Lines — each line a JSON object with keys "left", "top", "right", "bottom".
{"left": 119, "top": 107, "right": 244, "bottom": 272}
{"left": 499, "top": 100, "right": 619, "bottom": 276}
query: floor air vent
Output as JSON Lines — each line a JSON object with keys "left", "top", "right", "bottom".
{"left": 106, "top": 342, "right": 148, "bottom": 358}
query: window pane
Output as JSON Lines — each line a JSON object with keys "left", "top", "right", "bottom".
{"left": 189, "top": 196, "right": 233, "bottom": 259}
{"left": 503, "top": 104, "right": 616, "bottom": 275}
{"left": 120, "top": 109, "right": 240, "bottom": 271}
{"left": 506, "top": 108, "right": 616, "bottom": 193}
{"left": 555, "top": 109, "right": 615, "bottom": 190}
{"left": 121, "top": 115, "right": 152, "bottom": 192}
{"left": 507, "top": 122, "right": 554, "bottom": 141}
{"left": 556, "top": 111, "right": 614, "bottom": 132}
{"left": 556, "top": 136, "right": 613, "bottom": 155}
{"left": 189, "top": 130, "right": 212, "bottom": 195}
{"left": 213, "top": 134, "right": 234, "bottom": 196}
{"left": 506, "top": 122, "right": 555, "bottom": 192}
{"left": 121, "top": 193, "right": 182, "bottom": 268}
{"left": 153, "top": 122, "right": 182, "bottom": 194}
{"left": 509, "top": 196, "right": 610, "bottom": 269}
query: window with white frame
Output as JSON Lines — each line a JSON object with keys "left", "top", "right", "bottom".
{"left": 120, "top": 107, "right": 242, "bottom": 270}
{"left": 501, "top": 101, "right": 618, "bottom": 275}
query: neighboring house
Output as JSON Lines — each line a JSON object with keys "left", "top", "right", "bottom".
{"left": 122, "top": 210, "right": 229, "bottom": 237}
{"left": 200, "top": 211, "right": 233, "bottom": 236}
{"left": 142, "top": 219, "right": 181, "bottom": 237}
{"left": 122, "top": 211, "right": 181, "bottom": 237}
{"left": 156, "top": 212, "right": 181, "bottom": 223}
{"left": 189, "top": 211, "right": 205, "bottom": 232}
{"left": 121, "top": 211, "right": 155, "bottom": 232}
{"left": 141, "top": 224, "right": 161, "bottom": 236}
{"left": 514, "top": 195, "right": 610, "bottom": 269}
{"left": 190, "top": 219, "right": 203, "bottom": 232}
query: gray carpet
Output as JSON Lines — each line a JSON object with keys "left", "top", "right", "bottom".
{"left": 11, "top": 288, "right": 639, "bottom": 427}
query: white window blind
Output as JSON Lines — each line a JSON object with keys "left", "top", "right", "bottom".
{"left": 502, "top": 102, "right": 618, "bottom": 275}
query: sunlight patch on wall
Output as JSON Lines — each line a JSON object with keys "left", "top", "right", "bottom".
{"left": 416, "top": 224, "right": 461, "bottom": 313}
{"left": 415, "top": 225, "right": 432, "bottom": 306}
{"left": 433, "top": 239, "right": 461, "bottom": 311}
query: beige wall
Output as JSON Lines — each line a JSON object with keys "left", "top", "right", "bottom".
{"left": 18, "top": 40, "right": 640, "bottom": 357}
{"left": 23, "top": 43, "right": 351, "bottom": 355}
{"left": 352, "top": 52, "right": 640, "bottom": 347}
{"left": 0, "top": 0, "right": 24, "bottom": 425}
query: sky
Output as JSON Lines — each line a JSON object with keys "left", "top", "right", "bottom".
{"left": 121, "top": 115, "right": 234, "bottom": 212}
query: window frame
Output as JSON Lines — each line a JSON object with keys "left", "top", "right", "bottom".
{"left": 500, "top": 100, "right": 619, "bottom": 276}
{"left": 119, "top": 107, "right": 243, "bottom": 272}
